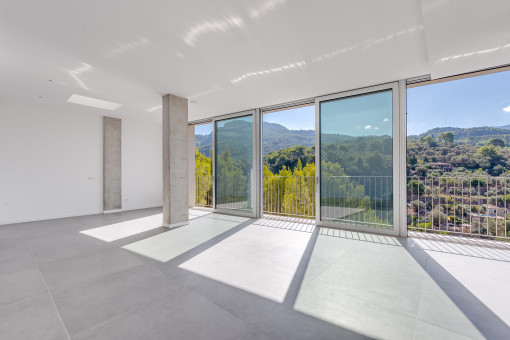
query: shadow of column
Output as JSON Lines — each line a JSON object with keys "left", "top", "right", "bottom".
{"left": 401, "top": 238, "right": 510, "bottom": 339}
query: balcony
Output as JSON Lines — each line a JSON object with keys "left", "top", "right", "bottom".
{"left": 196, "top": 173, "right": 510, "bottom": 243}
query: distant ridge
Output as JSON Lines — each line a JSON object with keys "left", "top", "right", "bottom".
{"left": 196, "top": 122, "right": 317, "bottom": 156}
{"left": 408, "top": 125, "right": 510, "bottom": 145}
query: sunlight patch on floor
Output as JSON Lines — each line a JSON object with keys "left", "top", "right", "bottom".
{"left": 179, "top": 223, "right": 311, "bottom": 302}
{"left": 294, "top": 233, "right": 487, "bottom": 340}
{"left": 80, "top": 214, "right": 164, "bottom": 242}
{"left": 122, "top": 215, "right": 244, "bottom": 262}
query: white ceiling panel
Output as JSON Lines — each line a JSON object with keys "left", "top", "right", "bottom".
{"left": 420, "top": 0, "right": 510, "bottom": 79}
{"left": 0, "top": 1, "right": 506, "bottom": 122}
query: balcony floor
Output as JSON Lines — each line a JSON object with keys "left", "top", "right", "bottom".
{"left": 1, "top": 208, "right": 509, "bottom": 339}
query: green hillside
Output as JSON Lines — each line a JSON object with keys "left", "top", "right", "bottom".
{"left": 409, "top": 126, "right": 510, "bottom": 146}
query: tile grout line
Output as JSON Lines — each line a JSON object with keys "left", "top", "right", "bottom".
{"left": 410, "top": 266, "right": 429, "bottom": 340}
{"left": 144, "top": 261, "right": 253, "bottom": 329}
{"left": 415, "top": 319, "right": 482, "bottom": 340}
{"left": 71, "top": 289, "right": 180, "bottom": 338}
{"left": 311, "top": 279, "right": 420, "bottom": 320}
{"left": 28, "top": 241, "right": 72, "bottom": 340}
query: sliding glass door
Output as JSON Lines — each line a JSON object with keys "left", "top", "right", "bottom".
{"left": 316, "top": 83, "right": 401, "bottom": 235}
{"left": 214, "top": 111, "right": 257, "bottom": 217}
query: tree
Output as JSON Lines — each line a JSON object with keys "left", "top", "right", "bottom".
{"left": 438, "top": 131, "right": 455, "bottom": 145}
{"left": 477, "top": 145, "right": 498, "bottom": 158}
{"left": 423, "top": 135, "right": 437, "bottom": 147}
{"left": 194, "top": 147, "right": 212, "bottom": 206}
{"left": 408, "top": 180, "right": 424, "bottom": 194}
{"left": 488, "top": 138, "right": 505, "bottom": 148}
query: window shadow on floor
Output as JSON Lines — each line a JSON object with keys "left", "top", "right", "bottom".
{"left": 401, "top": 238, "right": 510, "bottom": 339}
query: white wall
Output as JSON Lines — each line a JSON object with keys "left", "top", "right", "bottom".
{"left": 0, "top": 100, "right": 162, "bottom": 225}
{"left": 122, "top": 119, "right": 162, "bottom": 211}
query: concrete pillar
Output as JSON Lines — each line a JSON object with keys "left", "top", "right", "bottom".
{"left": 162, "top": 94, "right": 188, "bottom": 228}
{"left": 188, "top": 125, "right": 195, "bottom": 208}
{"left": 103, "top": 116, "right": 122, "bottom": 211}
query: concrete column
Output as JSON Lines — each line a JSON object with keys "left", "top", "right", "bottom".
{"left": 162, "top": 94, "right": 188, "bottom": 228}
{"left": 103, "top": 116, "right": 122, "bottom": 211}
{"left": 188, "top": 125, "right": 195, "bottom": 208}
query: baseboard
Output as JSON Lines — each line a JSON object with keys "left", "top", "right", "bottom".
{"left": 0, "top": 210, "right": 103, "bottom": 226}
{"left": 103, "top": 209, "right": 123, "bottom": 214}
{"left": 0, "top": 205, "right": 164, "bottom": 226}
{"left": 162, "top": 221, "right": 189, "bottom": 229}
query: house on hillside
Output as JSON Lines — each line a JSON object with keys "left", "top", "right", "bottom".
{"left": 486, "top": 204, "right": 508, "bottom": 217}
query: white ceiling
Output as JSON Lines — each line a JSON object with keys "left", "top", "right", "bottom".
{"left": 1, "top": 0, "right": 509, "bottom": 123}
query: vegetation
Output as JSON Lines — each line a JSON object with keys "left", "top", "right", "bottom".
{"left": 407, "top": 132, "right": 510, "bottom": 176}
{"left": 194, "top": 123, "right": 510, "bottom": 240}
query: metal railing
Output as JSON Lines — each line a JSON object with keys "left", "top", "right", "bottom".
{"left": 197, "top": 172, "right": 510, "bottom": 241}
{"left": 407, "top": 175, "right": 510, "bottom": 241}
{"left": 263, "top": 176, "right": 315, "bottom": 218}
{"left": 263, "top": 175, "right": 392, "bottom": 228}
{"left": 195, "top": 175, "right": 212, "bottom": 208}
{"left": 321, "top": 176, "right": 393, "bottom": 228}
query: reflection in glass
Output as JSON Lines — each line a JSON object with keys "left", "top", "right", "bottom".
{"left": 215, "top": 115, "right": 254, "bottom": 213}
{"left": 320, "top": 90, "right": 393, "bottom": 228}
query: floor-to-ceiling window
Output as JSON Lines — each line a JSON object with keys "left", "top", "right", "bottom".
{"left": 316, "top": 83, "right": 401, "bottom": 234}
{"left": 194, "top": 122, "right": 213, "bottom": 208}
{"left": 215, "top": 113, "right": 256, "bottom": 215}
{"left": 407, "top": 69, "right": 510, "bottom": 241}
{"left": 262, "top": 104, "right": 315, "bottom": 218}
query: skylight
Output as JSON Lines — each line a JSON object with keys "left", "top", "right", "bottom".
{"left": 67, "top": 94, "right": 122, "bottom": 111}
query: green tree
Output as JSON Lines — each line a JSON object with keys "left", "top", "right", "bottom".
{"left": 194, "top": 147, "right": 212, "bottom": 206}
{"left": 488, "top": 138, "right": 505, "bottom": 148}
{"left": 438, "top": 131, "right": 455, "bottom": 145}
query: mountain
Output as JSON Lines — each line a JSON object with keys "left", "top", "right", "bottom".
{"left": 262, "top": 122, "right": 315, "bottom": 155}
{"left": 196, "top": 122, "right": 319, "bottom": 156}
{"left": 409, "top": 126, "right": 510, "bottom": 145}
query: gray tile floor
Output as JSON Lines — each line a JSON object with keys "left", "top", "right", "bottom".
{"left": 1, "top": 208, "right": 510, "bottom": 339}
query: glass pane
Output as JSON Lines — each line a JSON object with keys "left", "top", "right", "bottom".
{"left": 320, "top": 90, "right": 393, "bottom": 228}
{"left": 215, "top": 115, "right": 254, "bottom": 213}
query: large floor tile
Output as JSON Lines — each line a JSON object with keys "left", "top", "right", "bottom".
{"left": 0, "top": 242, "right": 37, "bottom": 276}
{"left": 29, "top": 231, "right": 113, "bottom": 265}
{"left": 79, "top": 214, "right": 164, "bottom": 242}
{"left": 0, "top": 268, "right": 47, "bottom": 306}
{"left": 182, "top": 254, "right": 294, "bottom": 303}
{"left": 0, "top": 292, "right": 68, "bottom": 340}
{"left": 19, "top": 217, "right": 87, "bottom": 239}
{"left": 52, "top": 264, "right": 181, "bottom": 335}
{"left": 342, "top": 240, "right": 428, "bottom": 276}
{"left": 425, "top": 250, "right": 510, "bottom": 326}
{"left": 171, "top": 269, "right": 279, "bottom": 325}
{"left": 294, "top": 282, "right": 416, "bottom": 340}
{"left": 412, "top": 320, "right": 476, "bottom": 340}
{"left": 0, "top": 224, "right": 25, "bottom": 247}
{"left": 311, "top": 255, "right": 424, "bottom": 316}
{"left": 416, "top": 277, "right": 485, "bottom": 340}
{"left": 72, "top": 288, "right": 248, "bottom": 340}
{"left": 40, "top": 248, "right": 144, "bottom": 289}
{"left": 302, "top": 234, "right": 358, "bottom": 281}
{"left": 122, "top": 216, "right": 244, "bottom": 262}
{"left": 255, "top": 305, "right": 371, "bottom": 340}
{"left": 239, "top": 328, "right": 274, "bottom": 340}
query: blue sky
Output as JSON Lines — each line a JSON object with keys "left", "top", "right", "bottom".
{"left": 321, "top": 91, "right": 392, "bottom": 136}
{"left": 195, "top": 123, "right": 212, "bottom": 135}
{"left": 407, "top": 70, "right": 510, "bottom": 135}
{"left": 263, "top": 105, "right": 315, "bottom": 130}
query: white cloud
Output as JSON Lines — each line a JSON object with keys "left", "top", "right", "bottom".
{"left": 364, "top": 125, "right": 372, "bottom": 130}
{"left": 503, "top": 105, "right": 510, "bottom": 113}
{"left": 374, "top": 127, "right": 380, "bottom": 130}
{"left": 383, "top": 118, "right": 389, "bottom": 122}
